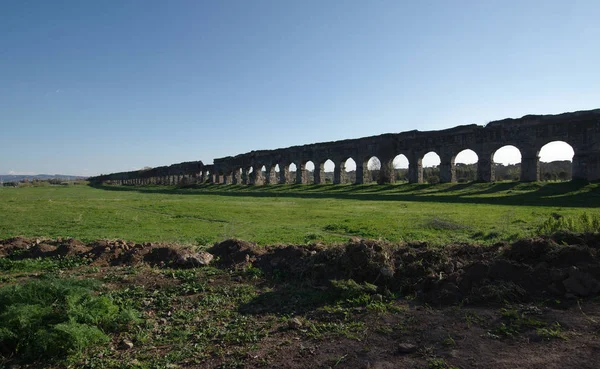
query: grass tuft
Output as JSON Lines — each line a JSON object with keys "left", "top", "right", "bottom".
{"left": 0, "top": 277, "right": 139, "bottom": 364}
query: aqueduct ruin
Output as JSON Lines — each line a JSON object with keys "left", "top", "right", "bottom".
{"left": 89, "top": 109, "right": 600, "bottom": 186}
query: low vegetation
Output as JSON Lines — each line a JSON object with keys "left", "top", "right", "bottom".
{"left": 0, "top": 277, "right": 138, "bottom": 364}
{"left": 0, "top": 235, "right": 598, "bottom": 368}
{"left": 0, "top": 181, "right": 598, "bottom": 245}
{"left": 1, "top": 182, "right": 599, "bottom": 367}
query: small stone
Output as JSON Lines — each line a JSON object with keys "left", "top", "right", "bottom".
{"left": 175, "top": 251, "right": 213, "bottom": 267}
{"left": 397, "top": 343, "right": 417, "bottom": 354}
{"left": 288, "top": 317, "right": 303, "bottom": 330}
{"left": 119, "top": 338, "right": 134, "bottom": 350}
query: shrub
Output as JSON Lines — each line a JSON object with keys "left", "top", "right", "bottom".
{"left": 537, "top": 212, "right": 600, "bottom": 235}
{"left": 0, "top": 277, "right": 138, "bottom": 363}
{"left": 426, "top": 176, "right": 440, "bottom": 184}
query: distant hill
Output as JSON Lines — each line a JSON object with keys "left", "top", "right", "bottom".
{"left": 0, "top": 174, "right": 87, "bottom": 183}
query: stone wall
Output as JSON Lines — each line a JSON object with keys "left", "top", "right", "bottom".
{"left": 89, "top": 109, "right": 600, "bottom": 185}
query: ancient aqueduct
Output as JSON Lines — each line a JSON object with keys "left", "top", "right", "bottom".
{"left": 89, "top": 109, "right": 600, "bottom": 185}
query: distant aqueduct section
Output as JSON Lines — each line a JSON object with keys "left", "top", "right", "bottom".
{"left": 89, "top": 109, "right": 600, "bottom": 186}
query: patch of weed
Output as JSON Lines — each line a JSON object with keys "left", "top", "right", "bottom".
{"left": 491, "top": 308, "right": 546, "bottom": 337}
{"left": 537, "top": 322, "right": 567, "bottom": 340}
{"left": 0, "top": 277, "right": 139, "bottom": 364}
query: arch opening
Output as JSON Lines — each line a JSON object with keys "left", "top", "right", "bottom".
{"left": 274, "top": 164, "right": 280, "bottom": 172}
{"left": 324, "top": 159, "right": 335, "bottom": 184}
{"left": 454, "top": 149, "right": 478, "bottom": 183}
{"left": 366, "top": 156, "right": 381, "bottom": 183}
{"left": 393, "top": 154, "right": 409, "bottom": 182}
{"left": 493, "top": 145, "right": 521, "bottom": 181}
{"left": 304, "top": 161, "right": 315, "bottom": 184}
{"left": 343, "top": 158, "right": 356, "bottom": 183}
{"left": 260, "top": 165, "right": 267, "bottom": 182}
{"left": 422, "top": 151, "right": 441, "bottom": 184}
{"left": 539, "top": 141, "right": 574, "bottom": 181}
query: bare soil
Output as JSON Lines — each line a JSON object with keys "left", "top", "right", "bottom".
{"left": 1, "top": 235, "right": 600, "bottom": 368}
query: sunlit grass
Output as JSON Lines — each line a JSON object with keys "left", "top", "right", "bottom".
{"left": 0, "top": 182, "right": 598, "bottom": 245}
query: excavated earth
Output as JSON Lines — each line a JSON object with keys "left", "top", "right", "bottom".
{"left": 3, "top": 233, "right": 599, "bottom": 303}
{"left": 1, "top": 234, "right": 600, "bottom": 368}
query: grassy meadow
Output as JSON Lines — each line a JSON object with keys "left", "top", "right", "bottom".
{"left": 2, "top": 182, "right": 600, "bottom": 368}
{"left": 1, "top": 181, "right": 599, "bottom": 246}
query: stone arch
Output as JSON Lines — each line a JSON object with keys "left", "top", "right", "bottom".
{"left": 421, "top": 151, "right": 441, "bottom": 184}
{"left": 393, "top": 154, "right": 409, "bottom": 182}
{"left": 312, "top": 159, "right": 326, "bottom": 184}
{"left": 324, "top": 159, "right": 335, "bottom": 184}
{"left": 493, "top": 145, "right": 522, "bottom": 181}
{"left": 232, "top": 168, "right": 242, "bottom": 184}
{"left": 538, "top": 141, "right": 574, "bottom": 181}
{"left": 241, "top": 166, "right": 253, "bottom": 184}
{"left": 288, "top": 162, "right": 298, "bottom": 184}
{"left": 340, "top": 157, "right": 356, "bottom": 184}
{"left": 258, "top": 165, "right": 267, "bottom": 185}
{"left": 222, "top": 169, "right": 233, "bottom": 184}
{"left": 453, "top": 149, "right": 478, "bottom": 183}
{"left": 298, "top": 160, "right": 315, "bottom": 184}
{"left": 364, "top": 156, "right": 381, "bottom": 183}
{"left": 264, "top": 164, "right": 277, "bottom": 184}
{"left": 277, "top": 161, "right": 289, "bottom": 184}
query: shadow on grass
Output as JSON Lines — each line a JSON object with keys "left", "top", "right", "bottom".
{"left": 238, "top": 284, "right": 336, "bottom": 315}
{"left": 89, "top": 180, "right": 600, "bottom": 208}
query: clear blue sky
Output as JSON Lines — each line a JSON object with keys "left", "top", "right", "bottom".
{"left": 1, "top": 0, "right": 598, "bottom": 176}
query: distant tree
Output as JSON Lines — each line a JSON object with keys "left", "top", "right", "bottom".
{"left": 427, "top": 175, "right": 440, "bottom": 184}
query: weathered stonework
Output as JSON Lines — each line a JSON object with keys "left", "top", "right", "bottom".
{"left": 89, "top": 109, "right": 600, "bottom": 185}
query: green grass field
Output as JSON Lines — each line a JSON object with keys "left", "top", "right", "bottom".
{"left": 2, "top": 182, "right": 600, "bottom": 368}
{"left": 1, "top": 181, "right": 599, "bottom": 245}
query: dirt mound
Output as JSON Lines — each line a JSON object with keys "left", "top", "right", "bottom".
{"left": 2, "top": 233, "right": 600, "bottom": 305}
{"left": 249, "top": 236, "right": 600, "bottom": 305}
{"left": 0, "top": 237, "right": 34, "bottom": 256}
{"left": 209, "top": 239, "right": 259, "bottom": 266}
{"left": 26, "top": 243, "right": 59, "bottom": 258}
{"left": 145, "top": 247, "right": 213, "bottom": 268}
{"left": 0, "top": 237, "right": 212, "bottom": 269}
